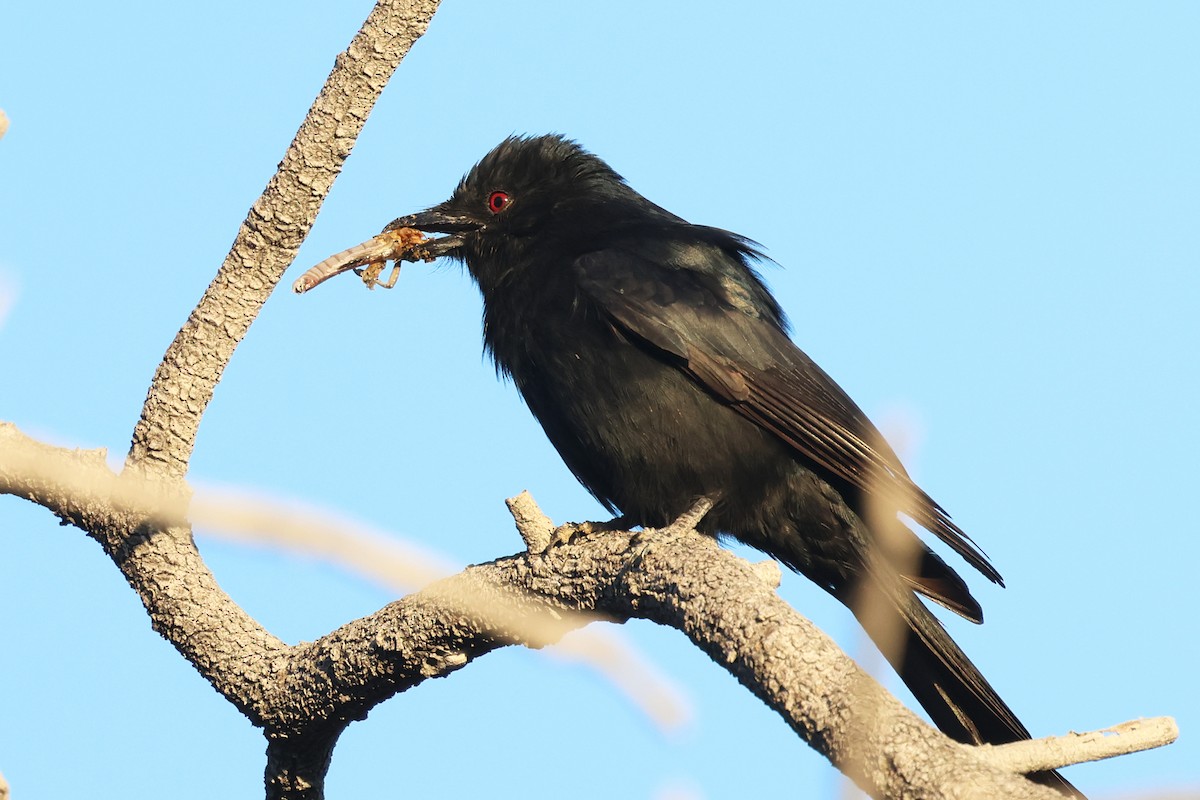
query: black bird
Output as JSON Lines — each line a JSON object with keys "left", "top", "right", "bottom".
{"left": 384, "top": 134, "right": 1076, "bottom": 794}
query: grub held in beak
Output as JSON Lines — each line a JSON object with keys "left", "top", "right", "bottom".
{"left": 293, "top": 206, "right": 484, "bottom": 294}
{"left": 383, "top": 207, "right": 480, "bottom": 258}
{"left": 293, "top": 213, "right": 474, "bottom": 295}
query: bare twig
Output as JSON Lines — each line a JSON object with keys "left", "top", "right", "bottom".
{"left": 506, "top": 489, "right": 556, "bottom": 552}
{"left": 984, "top": 718, "right": 1179, "bottom": 774}
{"left": 0, "top": 422, "right": 290, "bottom": 722}
{"left": 13, "top": 3, "right": 445, "bottom": 797}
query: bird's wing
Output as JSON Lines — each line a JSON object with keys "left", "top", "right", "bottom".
{"left": 574, "top": 246, "right": 1002, "bottom": 587}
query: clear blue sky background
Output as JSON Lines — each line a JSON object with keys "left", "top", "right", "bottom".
{"left": 2, "top": 2, "right": 1197, "bottom": 798}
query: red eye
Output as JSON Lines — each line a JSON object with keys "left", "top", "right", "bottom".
{"left": 487, "top": 190, "right": 510, "bottom": 214}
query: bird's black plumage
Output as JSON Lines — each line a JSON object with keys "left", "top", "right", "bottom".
{"left": 386, "top": 134, "right": 1077, "bottom": 795}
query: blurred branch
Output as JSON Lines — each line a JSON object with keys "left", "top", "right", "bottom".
{"left": 0, "top": 422, "right": 289, "bottom": 718}
{"left": 190, "top": 485, "right": 692, "bottom": 731}
{"left": 0, "top": 422, "right": 696, "bottom": 790}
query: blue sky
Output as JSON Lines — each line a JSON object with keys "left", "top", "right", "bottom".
{"left": 2, "top": 2, "right": 1197, "bottom": 798}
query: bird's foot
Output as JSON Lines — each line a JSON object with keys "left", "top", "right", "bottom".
{"left": 626, "top": 497, "right": 715, "bottom": 564}
{"left": 575, "top": 514, "right": 633, "bottom": 535}
{"left": 506, "top": 491, "right": 632, "bottom": 553}
{"left": 656, "top": 496, "right": 714, "bottom": 537}
{"left": 547, "top": 514, "right": 633, "bottom": 549}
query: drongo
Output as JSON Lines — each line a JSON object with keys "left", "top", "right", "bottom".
{"left": 382, "top": 134, "right": 1077, "bottom": 795}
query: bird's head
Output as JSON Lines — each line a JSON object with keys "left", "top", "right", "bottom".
{"left": 384, "top": 134, "right": 674, "bottom": 287}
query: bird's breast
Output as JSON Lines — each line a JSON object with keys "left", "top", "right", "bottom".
{"left": 484, "top": 289, "right": 790, "bottom": 526}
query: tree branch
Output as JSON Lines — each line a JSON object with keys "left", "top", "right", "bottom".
{"left": 983, "top": 718, "right": 1180, "bottom": 774}
{"left": 1, "top": 429, "right": 1176, "bottom": 798}
{"left": 0, "top": 422, "right": 289, "bottom": 727}
{"left": 106, "top": 1, "right": 441, "bottom": 792}
{"left": 125, "top": 0, "right": 442, "bottom": 481}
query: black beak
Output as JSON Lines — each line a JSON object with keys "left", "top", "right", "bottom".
{"left": 383, "top": 207, "right": 479, "bottom": 258}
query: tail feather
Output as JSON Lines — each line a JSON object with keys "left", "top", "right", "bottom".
{"left": 845, "top": 567, "right": 1084, "bottom": 797}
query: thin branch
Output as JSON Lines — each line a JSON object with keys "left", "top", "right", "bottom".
{"left": 125, "top": 0, "right": 442, "bottom": 482}
{"left": 984, "top": 718, "right": 1179, "bottom": 774}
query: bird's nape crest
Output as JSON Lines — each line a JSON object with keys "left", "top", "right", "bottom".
{"left": 456, "top": 134, "right": 626, "bottom": 200}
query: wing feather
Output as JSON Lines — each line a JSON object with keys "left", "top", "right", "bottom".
{"left": 575, "top": 246, "right": 1003, "bottom": 587}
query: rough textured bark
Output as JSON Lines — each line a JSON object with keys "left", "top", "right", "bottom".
{"left": 125, "top": 0, "right": 442, "bottom": 482}
{"left": 0, "top": 426, "right": 1177, "bottom": 799}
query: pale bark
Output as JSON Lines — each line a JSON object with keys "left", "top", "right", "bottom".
{"left": 0, "top": 428, "right": 1177, "bottom": 799}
